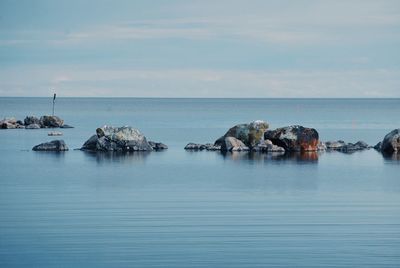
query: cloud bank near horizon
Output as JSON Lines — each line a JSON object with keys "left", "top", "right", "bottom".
{"left": 0, "top": 0, "right": 399, "bottom": 97}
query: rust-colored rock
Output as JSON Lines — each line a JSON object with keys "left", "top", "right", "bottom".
{"left": 264, "top": 125, "right": 319, "bottom": 152}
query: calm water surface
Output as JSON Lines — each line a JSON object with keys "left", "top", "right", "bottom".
{"left": 0, "top": 98, "right": 399, "bottom": 267}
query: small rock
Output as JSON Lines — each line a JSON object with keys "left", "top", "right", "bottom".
{"left": 32, "top": 140, "right": 68, "bottom": 151}
{"left": 184, "top": 143, "right": 204, "bottom": 150}
{"left": 148, "top": 141, "right": 168, "bottom": 150}
{"left": 60, "top": 124, "right": 74, "bottom": 128}
{"left": 325, "top": 140, "right": 346, "bottom": 150}
{"left": 26, "top": 123, "right": 41, "bottom": 129}
{"left": 374, "top": 142, "right": 382, "bottom": 151}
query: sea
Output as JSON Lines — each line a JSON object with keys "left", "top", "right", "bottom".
{"left": 0, "top": 97, "right": 399, "bottom": 267}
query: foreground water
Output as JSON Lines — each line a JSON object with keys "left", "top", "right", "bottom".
{"left": 0, "top": 98, "right": 399, "bottom": 267}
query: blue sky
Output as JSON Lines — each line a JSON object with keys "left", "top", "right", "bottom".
{"left": 0, "top": 0, "right": 399, "bottom": 97}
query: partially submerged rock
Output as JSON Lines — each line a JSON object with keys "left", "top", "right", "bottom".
{"left": 26, "top": 123, "right": 41, "bottom": 129}
{"left": 184, "top": 143, "right": 221, "bottom": 151}
{"left": 148, "top": 141, "right": 168, "bottom": 150}
{"left": 81, "top": 125, "right": 166, "bottom": 152}
{"left": 60, "top": 124, "right": 74, "bottom": 128}
{"left": 24, "top": 116, "right": 40, "bottom": 126}
{"left": 325, "top": 140, "right": 370, "bottom": 153}
{"left": 252, "top": 139, "right": 285, "bottom": 153}
{"left": 380, "top": 129, "right": 400, "bottom": 154}
{"left": 264, "top": 125, "right": 319, "bottom": 152}
{"left": 0, "top": 117, "right": 23, "bottom": 129}
{"left": 32, "top": 140, "right": 68, "bottom": 151}
{"left": 220, "top": 137, "right": 249, "bottom": 152}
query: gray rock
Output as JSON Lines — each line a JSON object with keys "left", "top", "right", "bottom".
{"left": 148, "top": 141, "right": 168, "bottom": 150}
{"left": 221, "top": 137, "right": 249, "bottom": 152}
{"left": 215, "top": 120, "right": 269, "bottom": 148}
{"left": 60, "top": 124, "right": 74, "bottom": 128}
{"left": 339, "top": 141, "right": 370, "bottom": 153}
{"left": 317, "top": 142, "right": 327, "bottom": 151}
{"left": 32, "top": 140, "right": 68, "bottom": 151}
{"left": 252, "top": 139, "right": 285, "bottom": 153}
{"left": 325, "top": 140, "right": 346, "bottom": 150}
{"left": 381, "top": 129, "right": 400, "bottom": 154}
{"left": 81, "top": 126, "right": 154, "bottom": 152}
{"left": 264, "top": 125, "right": 319, "bottom": 152}
{"left": 26, "top": 123, "right": 41, "bottom": 129}
{"left": 0, "top": 117, "right": 18, "bottom": 129}
{"left": 184, "top": 143, "right": 205, "bottom": 150}
{"left": 40, "top": 115, "right": 64, "bottom": 128}
{"left": 24, "top": 116, "right": 40, "bottom": 126}
{"left": 374, "top": 141, "right": 382, "bottom": 151}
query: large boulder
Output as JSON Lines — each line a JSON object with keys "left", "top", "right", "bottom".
{"left": 0, "top": 117, "right": 18, "bottom": 129}
{"left": 220, "top": 137, "right": 249, "bottom": 152}
{"left": 24, "top": 116, "right": 40, "bottom": 126}
{"left": 380, "top": 129, "right": 400, "bottom": 154}
{"left": 81, "top": 126, "right": 155, "bottom": 152}
{"left": 40, "top": 115, "right": 64, "bottom": 128}
{"left": 264, "top": 125, "right": 319, "bottom": 152}
{"left": 215, "top": 120, "right": 269, "bottom": 148}
{"left": 32, "top": 140, "right": 68, "bottom": 151}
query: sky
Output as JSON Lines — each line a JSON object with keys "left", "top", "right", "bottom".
{"left": 0, "top": 0, "right": 399, "bottom": 98}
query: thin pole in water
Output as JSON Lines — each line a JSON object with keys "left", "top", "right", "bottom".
{"left": 52, "top": 93, "right": 56, "bottom": 116}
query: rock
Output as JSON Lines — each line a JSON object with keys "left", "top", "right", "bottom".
{"left": 252, "top": 139, "right": 285, "bottom": 153}
{"left": 60, "top": 124, "right": 74, "bottom": 128}
{"left": 24, "top": 116, "right": 40, "bottom": 126}
{"left": 81, "top": 126, "right": 155, "bottom": 152}
{"left": 381, "top": 129, "right": 400, "bottom": 154}
{"left": 221, "top": 137, "right": 249, "bottom": 152}
{"left": 317, "top": 142, "right": 327, "bottom": 151}
{"left": 264, "top": 125, "right": 319, "bottom": 152}
{"left": 16, "top": 124, "right": 25, "bottom": 129}
{"left": 40, "top": 115, "right": 64, "bottom": 128}
{"left": 184, "top": 143, "right": 205, "bottom": 150}
{"left": 32, "top": 140, "right": 68, "bottom": 151}
{"left": 325, "top": 140, "right": 346, "bottom": 150}
{"left": 0, "top": 118, "right": 18, "bottom": 129}
{"left": 148, "top": 141, "right": 168, "bottom": 150}
{"left": 81, "top": 134, "right": 98, "bottom": 151}
{"left": 48, "top": 131, "right": 63, "bottom": 136}
{"left": 216, "top": 120, "right": 269, "bottom": 148}
{"left": 16, "top": 120, "right": 24, "bottom": 125}
{"left": 26, "top": 123, "right": 41, "bottom": 129}
{"left": 204, "top": 143, "right": 221, "bottom": 151}
{"left": 374, "top": 142, "right": 382, "bottom": 151}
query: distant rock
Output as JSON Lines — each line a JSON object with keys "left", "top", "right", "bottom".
{"left": 380, "top": 129, "right": 400, "bottom": 154}
{"left": 148, "top": 141, "right": 168, "bottom": 150}
{"left": 252, "top": 139, "right": 285, "bottom": 153}
{"left": 0, "top": 117, "right": 18, "bottom": 129}
{"left": 40, "top": 115, "right": 64, "bottom": 128}
{"left": 24, "top": 116, "right": 40, "bottom": 126}
{"left": 264, "top": 125, "right": 319, "bottom": 152}
{"left": 26, "top": 123, "right": 41, "bottom": 129}
{"left": 215, "top": 120, "right": 269, "bottom": 148}
{"left": 184, "top": 143, "right": 221, "bottom": 151}
{"left": 81, "top": 125, "right": 163, "bottom": 152}
{"left": 339, "top": 141, "right": 370, "bottom": 153}
{"left": 325, "top": 140, "right": 346, "bottom": 150}
{"left": 32, "top": 140, "right": 68, "bottom": 151}
{"left": 374, "top": 141, "right": 382, "bottom": 151}
{"left": 60, "top": 124, "right": 74, "bottom": 128}
{"left": 220, "top": 137, "right": 249, "bottom": 152}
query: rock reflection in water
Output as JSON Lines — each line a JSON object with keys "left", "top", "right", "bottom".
{"left": 83, "top": 151, "right": 150, "bottom": 164}
{"left": 220, "top": 151, "right": 319, "bottom": 163}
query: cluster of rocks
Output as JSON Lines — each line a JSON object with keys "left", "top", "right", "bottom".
{"left": 1, "top": 115, "right": 73, "bottom": 129}
{"left": 185, "top": 121, "right": 321, "bottom": 154}
{"left": 80, "top": 125, "right": 168, "bottom": 152}
{"left": 324, "top": 140, "right": 371, "bottom": 153}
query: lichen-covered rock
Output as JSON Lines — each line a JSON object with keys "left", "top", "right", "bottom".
{"left": 380, "top": 129, "right": 400, "bottom": 154}
{"left": 32, "top": 140, "right": 68, "bottom": 151}
{"left": 26, "top": 123, "right": 41, "bottom": 129}
{"left": 221, "top": 137, "right": 249, "bottom": 152}
{"left": 40, "top": 115, "right": 64, "bottom": 128}
{"left": 216, "top": 120, "right": 269, "bottom": 148}
{"left": 264, "top": 125, "right": 319, "bottom": 152}
{"left": 81, "top": 126, "right": 156, "bottom": 152}
{"left": 24, "top": 116, "right": 40, "bottom": 126}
